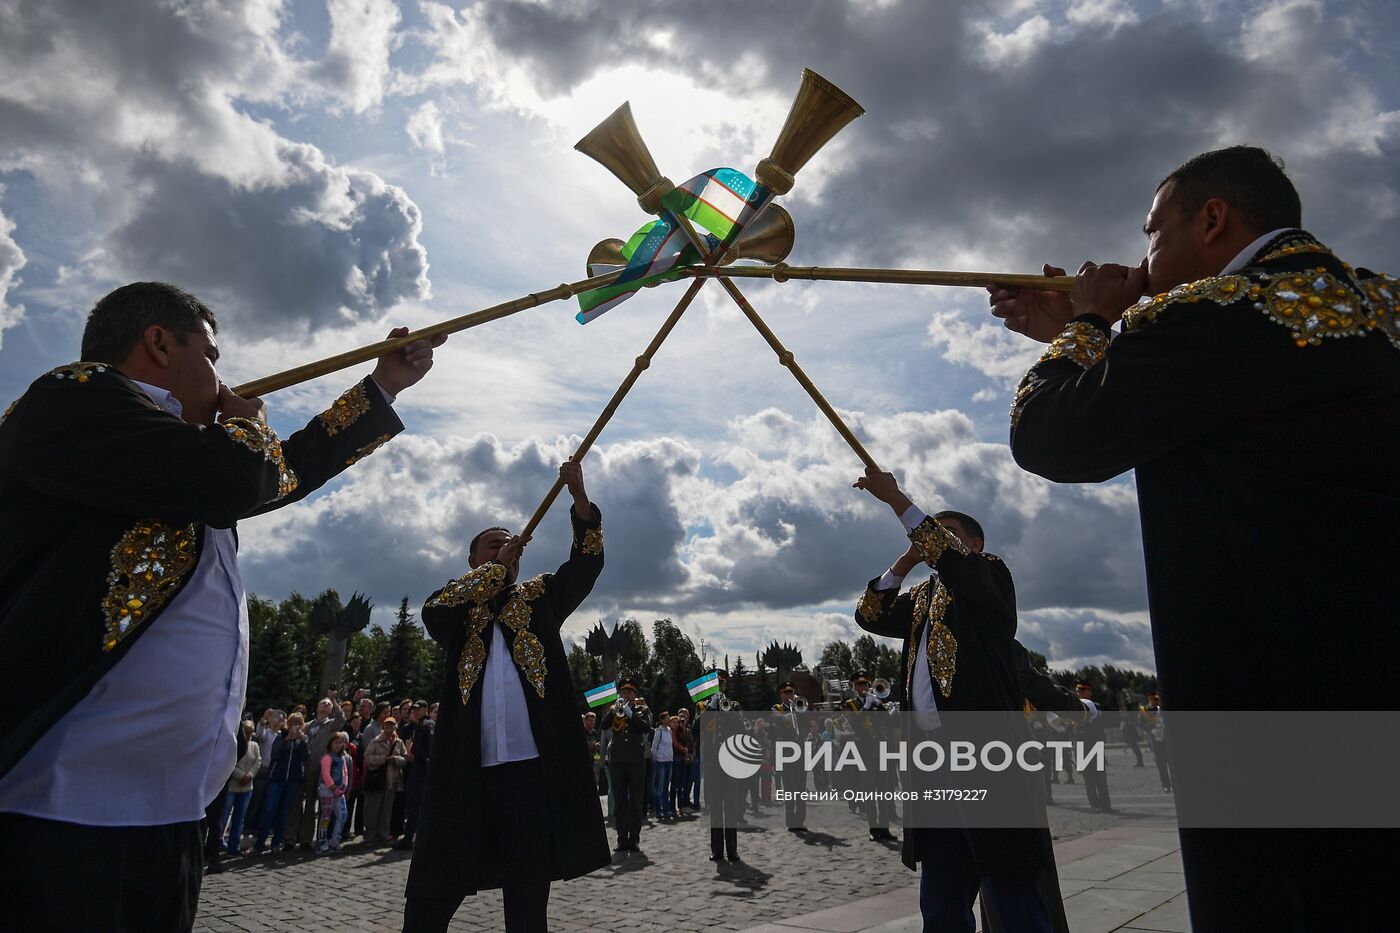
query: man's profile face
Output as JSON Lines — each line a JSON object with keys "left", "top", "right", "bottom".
{"left": 1144, "top": 181, "right": 1213, "bottom": 295}
{"left": 470, "top": 529, "right": 519, "bottom": 583}
{"left": 164, "top": 321, "right": 222, "bottom": 427}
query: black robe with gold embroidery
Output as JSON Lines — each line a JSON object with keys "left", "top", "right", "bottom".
{"left": 0, "top": 364, "right": 402, "bottom": 781}
{"left": 854, "top": 517, "right": 1055, "bottom": 882}
{"left": 1009, "top": 230, "right": 1400, "bottom": 931}
{"left": 407, "top": 504, "right": 609, "bottom": 900}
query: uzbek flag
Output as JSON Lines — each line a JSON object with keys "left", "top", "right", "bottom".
{"left": 575, "top": 166, "right": 773, "bottom": 324}
{"left": 687, "top": 671, "right": 721, "bottom": 702}
{"left": 585, "top": 681, "right": 619, "bottom": 708}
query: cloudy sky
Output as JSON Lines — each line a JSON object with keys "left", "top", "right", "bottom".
{"left": 3, "top": 0, "right": 1397, "bottom": 675}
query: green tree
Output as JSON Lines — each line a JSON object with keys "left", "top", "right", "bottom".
{"left": 613, "top": 619, "right": 650, "bottom": 680}
{"left": 819, "top": 640, "right": 855, "bottom": 677}
{"left": 381, "top": 596, "right": 432, "bottom": 701}
{"left": 729, "top": 656, "right": 753, "bottom": 709}
{"left": 343, "top": 626, "right": 389, "bottom": 700}
{"left": 567, "top": 642, "right": 604, "bottom": 706}
{"left": 647, "top": 619, "right": 703, "bottom": 712}
{"left": 246, "top": 591, "right": 321, "bottom": 711}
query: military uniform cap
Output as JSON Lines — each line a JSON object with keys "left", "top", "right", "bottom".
{"left": 618, "top": 676, "right": 640, "bottom": 690}
{"left": 851, "top": 670, "right": 871, "bottom": 684}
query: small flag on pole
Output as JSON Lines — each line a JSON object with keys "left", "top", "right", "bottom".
{"left": 585, "top": 681, "right": 619, "bottom": 709}
{"left": 687, "top": 671, "right": 721, "bottom": 702}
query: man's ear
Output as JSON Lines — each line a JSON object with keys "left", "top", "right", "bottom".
{"left": 142, "top": 325, "right": 174, "bottom": 368}
{"left": 1201, "top": 198, "right": 1230, "bottom": 246}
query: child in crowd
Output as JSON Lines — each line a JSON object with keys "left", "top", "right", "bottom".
{"left": 317, "top": 732, "right": 353, "bottom": 853}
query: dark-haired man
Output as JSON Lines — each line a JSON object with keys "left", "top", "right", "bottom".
{"left": 0, "top": 281, "right": 441, "bottom": 928}
{"left": 853, "top": 472, "right": 1063, "bottom": 933}
{"left": 405, "top": 461, "right": 610, "bottom": 933}
{"left": 994, "top": 145, "right": 1400, "bottom": 931}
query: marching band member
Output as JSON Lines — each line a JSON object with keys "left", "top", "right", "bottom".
{"left": 841, "top": 670, "right": 897, "bottom": 842}
{"left": 404, "top": 462, "right": 609, "bottom": 933}
{"left": 770, "top": 682, "right": 809, "bottom": 834}
{"left": 606, "top": 677, "right": 652, "bottom": 854}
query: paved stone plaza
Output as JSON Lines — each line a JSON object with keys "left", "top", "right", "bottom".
{"left": 197, "top": 750, "right": 1184, "bottom": 932}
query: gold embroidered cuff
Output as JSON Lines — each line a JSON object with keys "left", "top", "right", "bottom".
{"left": 427, "top": 561, "right": 509, "bottom": 608}
{"left": 318, "top": 382, "right": 371, "bottom": 436}
{"left": 1040, "top": 320, "right": 1110, "bottom": 370}
{"left": 577, "top": 526, "right": 604, "bottom": 556}
{"left": 857, "top": 585, "right": 888, "bottom": 624}
{"left": 908, "top": 516, "right": 969, "bottom": 567}
{"left": 222, "top": 418, "right": 298, "bottom": 499}
{"left": 345, "top": 433, "right": 392, "bottom": 466}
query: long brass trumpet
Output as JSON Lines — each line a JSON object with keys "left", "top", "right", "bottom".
{"left": 231, "top": 268, "right": 628, "bottom": 398}
{"left": 684, "top": 263, "right": 1075, "bottom": 293}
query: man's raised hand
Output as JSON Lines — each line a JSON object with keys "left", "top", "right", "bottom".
{"left": 987, "top": 264, "right": 1076, "bottom": 343}
{"left": 560, "top": 460, "right": 591, "bottom": 515}
{"left": 372, "top": 326, "right": 448, "bottom": 398}
{"left": 853, "top": 467, "right": 915, "bottom": 517}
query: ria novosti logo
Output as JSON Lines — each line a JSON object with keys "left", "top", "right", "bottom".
{"left": 717, "top": 733, "right": 766, "bottom": 779}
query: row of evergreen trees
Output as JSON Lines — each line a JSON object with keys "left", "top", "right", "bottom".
{"left": 246, "top": 592, "right": 1158, "bottom": 716}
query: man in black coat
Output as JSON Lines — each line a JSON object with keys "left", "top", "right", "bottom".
{"left": 0, "top": 282, "right": 435, "bottom": 929}
{"left": 995, "top": 145, "right": 1399, "bottom": 931}
{"left": 606, "top": 676, "right": 652, "bottom": 853}
{"left": 852, "top": 472, "right": 1057, "bottom": 933}
{"left": 404, "top": 461, "right": 609, "bottom": 933}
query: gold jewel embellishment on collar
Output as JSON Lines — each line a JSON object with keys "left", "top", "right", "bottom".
{"left": 456, "top": 604, "right": 492, "bottom": 703}
{"left": 317, "top": 382, "right": 371, "bottom": 436}
{"left": 0, "top": 398, "right": 16, "bottom": 429}
{"left": 909, "top": 516, "right": 969, "bottom": 567}
{"left": 49, "top": 361, "right": 110, "bottom": 384}
{"left": 1255, "top": 234, "right": 1332, "bottom": 265}
{"left": 101, "top": 520, "right": 199, "bottom": 651}
{"left": 222, "top": 417, "right": 298, "bottom": 499}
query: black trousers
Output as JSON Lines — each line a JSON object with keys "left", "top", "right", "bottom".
{"left": 0, "top": 812, "right": 203, "bottom": 932}
{"left": 1082, "top": 765, "right": 1111, "bottom": 811}
{"left": 402, "top": 759, "right": 551, "bottom": 933}
{"left": 709, "top": 772, "right": 742, "bottom": 859}
{"left": 609, "top": 761, "right": 645, "bottom": 846}
{"left": 777, "top": 765, "right": 807, "bottom": 828}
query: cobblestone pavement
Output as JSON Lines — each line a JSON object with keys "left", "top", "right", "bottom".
{"left": 197, "top": 751, "right": 1173, "bottom": 932}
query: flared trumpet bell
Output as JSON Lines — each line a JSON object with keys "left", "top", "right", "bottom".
{"left": 756, "top": 69, "right": 864, "bottom": 196}
{"left": 721, "top": 204, "right": 795, "bottom": 266}
{"left": 575, "top": 102, "right": 675, "bottom": 214}
{"left": 586, "top": 204, "right": 795, "bottom": 275}
{"left": 586, "top": 237, "right": 628, "bottom": 271}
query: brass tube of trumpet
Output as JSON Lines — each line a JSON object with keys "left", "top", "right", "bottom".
{"left": 682, "top": 263, "right": 1076, "bottom": 292}
{"left": 231, "top": 268, "right": 628, "bottom": 398}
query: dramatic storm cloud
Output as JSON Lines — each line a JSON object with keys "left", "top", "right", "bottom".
{"left": 3, "top": 0, "right": 1396, "bottom": 673}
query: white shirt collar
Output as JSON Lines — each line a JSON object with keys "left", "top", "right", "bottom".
{"left": 130, "top": 379, "right": 184, "bottom": 419}
{"left": 1221, "top": 228, "right": 1297, "bottom": 275}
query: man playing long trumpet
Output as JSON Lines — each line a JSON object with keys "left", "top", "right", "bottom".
{"left": 992, "top": 145, "right": 1399, "bottom": 933}
{"left": 0, "top": 281, "right": 439, "bottom": 929}
{"left": 405, "top": 462, "right": 609, "bottom": 933}
{"left": 852, "top": 474, "right": 1065, "bottom": 933}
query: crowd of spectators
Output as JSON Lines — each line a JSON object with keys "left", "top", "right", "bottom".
{"left": 202, "top": 688, "right": 438, "bottom": 870}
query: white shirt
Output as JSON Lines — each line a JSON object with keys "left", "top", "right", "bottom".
{"left": 872, "top": 505, "right": 943, "bottom": 731}
{"left": 1222, "top": 228, "right": 1296, "bottom": 276}
{"left": 479, "top": 618, "right": 540, "bottom": 766}
{"left": 0, "top": 382, "right": 247, "bottom": 825}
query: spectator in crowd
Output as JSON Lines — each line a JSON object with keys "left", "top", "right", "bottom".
{"left": 316, "top": 732, "right": 353, "bottom": 853}
{"left": 288, "top": 690, "right": 344, "bottom": 850}
{"left": 392, "top": 699, "right": 417, "bottom": 836}
{"left": 396, "top": 701, "right": 435, "bottom": 852}
{"left": 362, "top": 701, "right": 392, "bottom": 747}
{"left": 671, "top": 712, "right": 692, "bottom": 817}
{"left": 582, "top": 712, "right": 604, "bottom": 796}
{"left": 339, "top": 700, "right": 353, "bottom": 722}
{"left": 345, "top": 725, "right": 366, "bottom": 840}
{"left": 246, "top": 708, "right": 284, "bottom": 834}
{"left": 344, "top": 713, "right": 363, "bottom": 744}
{"left": 358, "top": 697, "right": 375, "bottom": 728}
{"left": 220, "top": 720, "right": 261, "bottom": 856}
{"left": 649, "top": 713, "right": 675, "bottom": 820}
{"left": 254, "top": 712, "right": 308, "bottom": 855}
{"left": 363, "top": 716, "right": 407, "bottom": 844}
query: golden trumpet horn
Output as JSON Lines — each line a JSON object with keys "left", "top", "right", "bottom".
{"left": 586, "top": 204, "right": 795, "bottom": 275}
{"left": 575, "top": 102, "right": 675, "bottom": 214}
{"left": 586, "top": 237, "right": 628, "bottom": 271}
{"left": 756, "top": 69, "right": 864, "bottom": 196}
{"left": 721, "top": 204, "right": 795, "bottom": 265}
